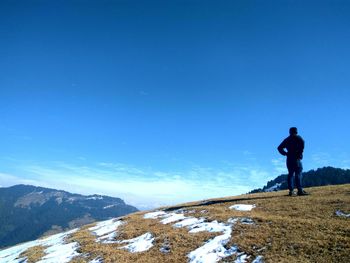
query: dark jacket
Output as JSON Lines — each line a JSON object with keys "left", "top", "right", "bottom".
{"left": 278, "top": 134, "right": 305, "bottom": 160}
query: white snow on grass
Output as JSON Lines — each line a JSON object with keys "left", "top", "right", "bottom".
{"left": 37, "top": 241, "right": 80, "bottom": 263}
{"left": 252, "top": 255, "right": 264, "bottom": 263}
{"left": 98, "top": 231, "right": 119, "bottom": 244}
{"left": 187, "top": 221, "right": 237, "bottom": 263}
{"left": 88, "top": 217, "right": 154, "bottom": 253}
{"left": 335, "top": 210, "right": 350, "bottom": 218}
{"left": 173, "top": 217, "right": 205, "bottom": 228}
{"left": 143, "top": 210, "right": 187, "bottom": 224}
{"left": 143, "top": 210, "right": 168, "bottom": 219}
{"left": 160, "top": 213, "right": 187, "bottom": 224}
{"left": 89, "top": 218, "right": 124, "bottom": 243}
{"left": 185, "top": 220, "right": 251, "bottom": 263}
{"left": 188, "top": 221, "right": 231, "bottom": 234}
{"left": 144, "top": 209, "right": 262, "bottom": 263}
{"left": 0, "top": 239, "right": 39, "bottom": 263}
{"left": 227, "top": 217, "right": 255, "bottom": 225}
{"left": 143, "top": 211, "right": 167, "bottom": 219}
{"left": 0, "top": 229, "right": 79, "bottom": 263}
{"left": 118, "top": 232, "right": 155, "bottom": 253}
{"left": 189, "top": 243, "right": 240, "bottom": 263}
{"left": 229, "top": 204, "right": 256, "bottom": 211}
{"left": 234, "top": 253, "right": 249, "bottom": 263}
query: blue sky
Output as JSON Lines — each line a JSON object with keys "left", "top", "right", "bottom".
{"left": 1, "top": 1, "right": 350, "bottom": 209}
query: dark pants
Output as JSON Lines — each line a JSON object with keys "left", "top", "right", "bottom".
{"left": 286, "top": 159, "right": 303, "bottom": 193}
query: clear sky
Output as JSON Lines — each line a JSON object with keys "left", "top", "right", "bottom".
{"left": 1, "top": 0, "right": 350, "bottom": 209}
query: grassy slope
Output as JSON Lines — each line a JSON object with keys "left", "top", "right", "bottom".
{"left": 25, "top": 185, "right": 350, "bottom": 262}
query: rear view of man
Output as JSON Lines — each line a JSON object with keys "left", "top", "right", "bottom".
{"left": 278, "top": 127, "right": 309, "bottom": 196}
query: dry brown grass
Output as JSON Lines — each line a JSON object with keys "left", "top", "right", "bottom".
{"left": 19, "top": 245, "right": 46, "bottom": 263}
{"left": 198, "top": 184, "right": 350, "bottom": 263}
{"left": 71, "top": 184, "right": 350, "bottom": 262}
{"left": 69, "top": 213, "right": 217, "bottom": 263}
{"left": 18, "top": 184, "right": 350, "bottom": 262}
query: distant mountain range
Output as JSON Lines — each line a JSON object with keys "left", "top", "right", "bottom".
{"left": 0, "top": 184, "right": 138, "bottom": 249}
{"left": 249, "top": 166, "right": 350, "bottom": 193}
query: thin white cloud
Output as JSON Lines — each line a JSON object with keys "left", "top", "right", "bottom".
{"left": 271, "top": 157, "right": 286, "bottom": 174}
{"left": 0, "top": 172, "right": 46, "bottom": 188}
{"left": 1, "top": 161, "right": 272, "bottom": 209}
{"left": 311, "top": 152, "right": 331, "bottom": 167}
{"left": 340, "top": 160, "right": 350, "bottom": 170}
{"left": 309, "top": 151, "right": 350, "bottom": 170}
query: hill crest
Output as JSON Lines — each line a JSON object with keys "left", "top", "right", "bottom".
{"left": 1, "top": 184, "right": 349, "bottom": 263}
{"left": 0, "top": 184, "right": 138, "bottom": 249}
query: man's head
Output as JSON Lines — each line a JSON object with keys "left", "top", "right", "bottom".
{"left": 289, "top": 127, "right": 298, "bottom": 135}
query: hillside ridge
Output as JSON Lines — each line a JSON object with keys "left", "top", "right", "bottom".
{"left": 1, "top": 184, "right": 349, "bottom": 263}
{"left": 0, "top": 184, "right": 138, "bottom": 249}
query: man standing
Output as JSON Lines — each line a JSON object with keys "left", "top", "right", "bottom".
{"left": 278, "top": 127, "right": 308, "bottom": 196}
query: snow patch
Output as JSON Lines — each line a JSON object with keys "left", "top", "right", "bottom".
{"left": 144, "top": 209, "right": 262, "bottom": 263}
{"left": 37, "top": 241, "right": 80, "bottom": 263}
{"left": 187, "top": 222, "right": 236, "bottom": 262}
{"left": 234, "top": 253, "right": 249, "bottom": 263}
{"left": 335, "top": 210, "right": 350, "bottom": 218}
{"left": 173, "top": 217, "right": 205, "bottom": 228}
{"left": 88, "top": 218, "right": 154, "bottom": 253}
{"left": 67, "top": 197, "right": 76, "bottom": 203}
{"left": 240, "top": 218, "right": 255, "bottom": 225}
{"left": 0, "top": 240, "right": 39, "bottom": 263}
{"left": 143, "top": 210, "right": 187, "bottom": 224}
{"left": 119, "top": 233, "right": 154, "bottom": 252}
{"left": 227, "top": 217, "right": 254, "bottom": 225}
{"left": 89, "top": 219, "right": 124, "bottom": 243}
{"left": 265, "top": 183, "right": 281, "bottom": 192}
{"left": 229, "top": 204, "right": 256, "bottom": 211}
{"left": 188, "top": 221, "right": 231, "bottom": 234}
{"left": 0, "top": 229, "right": 79, "bottom": 263}
{"left": 103, "top": 204, "right": 116, "bottom": 209}
{"left": 160, "top": 213, "right": 187, "bottom": 224}
{"left": 86, "top": 196, "right": 103, "bottom": 200}
{"left": 143, "top": 211, "right": 168, "bottom": 219}
{"left": 252, "top": 255, "right": 264, "bottom": 263}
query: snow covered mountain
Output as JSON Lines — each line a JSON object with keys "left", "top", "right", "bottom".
{"left": 1, "top": 184, "right": 349, "bottom": 263}
{"left": 0, "top": 185, "right": 138, "bottom": 249}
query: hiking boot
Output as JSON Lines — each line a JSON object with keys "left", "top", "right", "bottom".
{"left": 297, "top": 190, "right": 309, "bottom": 196}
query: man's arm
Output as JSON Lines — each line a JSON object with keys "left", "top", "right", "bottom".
{"left": 298, "top": 136, "right": 305, "bottom": 159}
{"left": 277, "top": 139, "right": 288, "bottom": 156}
